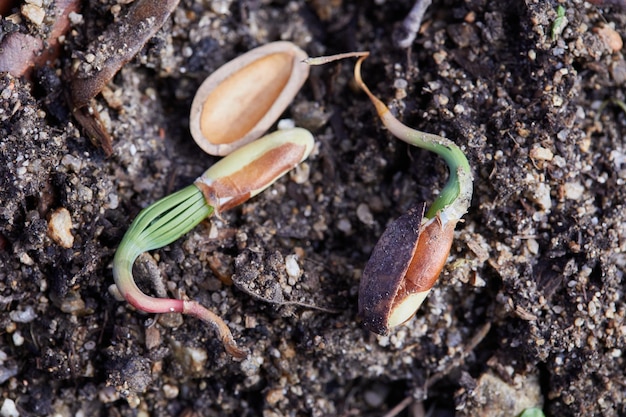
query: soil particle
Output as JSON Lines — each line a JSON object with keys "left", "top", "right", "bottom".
{"left": 1, "top": 0, "right": 626, "bottom": 416}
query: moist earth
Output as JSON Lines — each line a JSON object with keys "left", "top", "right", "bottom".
{"left": 1, "top": 0, "right": 625, "bottom": 416}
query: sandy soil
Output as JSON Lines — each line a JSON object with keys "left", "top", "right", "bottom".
{"left": 1, "top": 0, "right": 625, "bottom": 416}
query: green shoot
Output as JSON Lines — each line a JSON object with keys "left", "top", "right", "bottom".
{"left": 354, "top": 55, "right": 473, "bottom": 222}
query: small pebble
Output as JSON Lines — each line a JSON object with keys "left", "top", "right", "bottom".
{"left": 0, "top": 398, "right": 19, "bottom": 417}
{"left": 77, "top": 185, "right": 93, "bottom": 202}
{"left": 363, "top": 383, "right": 389, "bottom": 408}
{"left": 19, "top": 252, "right": 34, "bottom": 265}
{"left": 531, "top": 182, "right": 552, "bottom": 211}
{"left": 285, "top": 254, "right": 301, "bottom": 282}
{"left": 107, "top": 193, "right": 119, "bottom": 210}
{"left": 21, "top": 3, "right": 45, "bottom": 26}
{"left": 277, "top": 118, "right": 295, "bottom": 130}
{"left": 98, "top": 386, "right": 119, "bottom": 403}
{"left": 0, "top": 363, "right": 19, "bottom": 385}
{"left": 9, "top": 306, "right": 36, "bottom": 323}
{"left": 68, "top": 11, "right": 83, "bottom": 25}
{"left": 529, "top": 147, "right": 553, "bottom": 162}
{"left": 145, "top": 325, "right": 161, "bottom": 350}
{"left": 356, "top": 203, "right": 374, "bottom": 226}
{"left": 471, "top": 273, "right": 487, "bottom": 287}
{"left": 61, "top": 154, "right": 82, "bottom": 172}
{"left": 610, "top": 59, "right": 626, "bottom": 84}
{"left": 210, "top": 0, "right": 232, "bottom": 15}
{"left": 12, "top": 331, "right": 24, "bottom": 347}
{"left": 595, "top": 24, "right": 623, "bottom": 53}
{"left": 526, "top": 239, "right": 539, "bottom": 255}
{"left": 266, "top": 388, "right": 285, "bottom": 406}
{"left": 435, "top": 94, "right": 449, "bottom": 106}
{"left": 183, "top": 346, "right": 208, "bottom": 373}
{"left": 290, "top": 162, "right": 310, "bottom": 184}
{"left": 162, "top": 384, "right": 179, "bottom": 399}
{"left": 336, "top": 218, "right": 352, "bottom": 234}
{"left": 48, "top": 207, "right": 74, "bottom": 248}
{"left": 58, "top": 291, "right": 86, "bottom": 314}
{"left": 563, "top": 181, "right": 585, "bottom": 200}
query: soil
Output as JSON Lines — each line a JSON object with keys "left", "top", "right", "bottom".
{"left": 1, "top": 0, "right": 626, "bottom": 416}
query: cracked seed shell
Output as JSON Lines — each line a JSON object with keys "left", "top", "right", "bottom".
{"left": 189, "top": 41, "right": 309, "bottom": 156}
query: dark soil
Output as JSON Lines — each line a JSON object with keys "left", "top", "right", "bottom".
{"left": 1, "top": 0, "right": 626, "bottom": 416}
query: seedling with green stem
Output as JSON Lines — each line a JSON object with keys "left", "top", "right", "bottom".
{"left": 113, "top": 128, "right": 314, "bottom": 357}
{"left": 353, "top": 54, "right": 474, "bottom": 334}
{"left": 551, "top": 5, "right": 567, "bottom": 41}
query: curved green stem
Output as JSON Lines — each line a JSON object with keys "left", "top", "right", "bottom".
{"left": 111, "top": 129, "right": 315, "bottom": 359}
{"left": 354, "top": 55, "right": 473, "bottom": 222}
{"left": 112, "top": 185, "right": 247, "bottom": 358}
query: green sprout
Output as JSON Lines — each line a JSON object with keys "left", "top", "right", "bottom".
{"left": 596, "top": 97, "right": 626, "bottom": 119}
{"left": 113, "top": 128, "right": 314, "bottom": 358}
{"left": 551, "top": 5, "right": 567, "bottom": 41}
{"left": 519, "top": 408, "right": 546, "bottom": 417}
{"left": 305, "top": 51, "right": 471, "bottom": 219}
{"left": 305, "top": 51, "right": 473, "bottom": 332}
{"left": 354, "top": 54, "right": 474, "bottom": 333}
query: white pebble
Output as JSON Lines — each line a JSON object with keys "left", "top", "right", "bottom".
{"left": 277, "top": 118, "right": 295, "bottom": 130}
{"left": 290, "top": 162, "right": 310, "bottom": 184}
{"left": 107, "top": 193, "right": 119, "bottom": 210}
{"left": 12, "top": 332, "right": 24, "bottom": 347}
{"left": 336, "top": 218, "right": 352, "bottom": 234}
{"left": 285, "top": 254, "right": 301, "bottom": 282}
{"left": 68, "top": 11, "right": 84, "bottom": 25}
{"left": 9, "top": 306, "right": 36, "bottom": 323}
{"left": 162, "top": 384, "right": 179, "bottom": 399}
{"left": 529, "top": 146, "right": 553, "bottom": 161}
{"left": 19, "top": 252, "right": 34, "bottom": 266}
{"left": 526, "top": 239, "right": 539, "bottom": 255}
{"left": 393, "top": 78, "right": 408, "bottom": 90}
{"left": 184, "top": 346, "right": 208, "bottom": 373}
{"left": 21, "top": 3, "right": 45, "bottom": 26}
{"left": 61, "top": 154, "right": 82, "bottom": 172}
{"left": 532, "top": 182, "right": 552, "bottom": 211}
{"left": 0, "top": 398, "right": 19, "bottom": 417}
{"left": 210, "top": 0, "right": 232, "bottom": 15}
{"left": 563, "top": 181, "right": 584, "bottom": 200}
{"left": 356, "top": 203, "right": 374, "bottom": 226}
{"left": 364, "top": 386, "right": 387, "bottom": 408}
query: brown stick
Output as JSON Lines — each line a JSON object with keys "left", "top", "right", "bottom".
{"left": 69, "top": 0, "right": 180, "bottom": 155}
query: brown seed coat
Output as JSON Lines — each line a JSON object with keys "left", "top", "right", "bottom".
{"left": 358, "top": 204, "right": 425, "bottom": 335}
{"left": 359, "top": 204, "right": 456, "bottom": 335}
